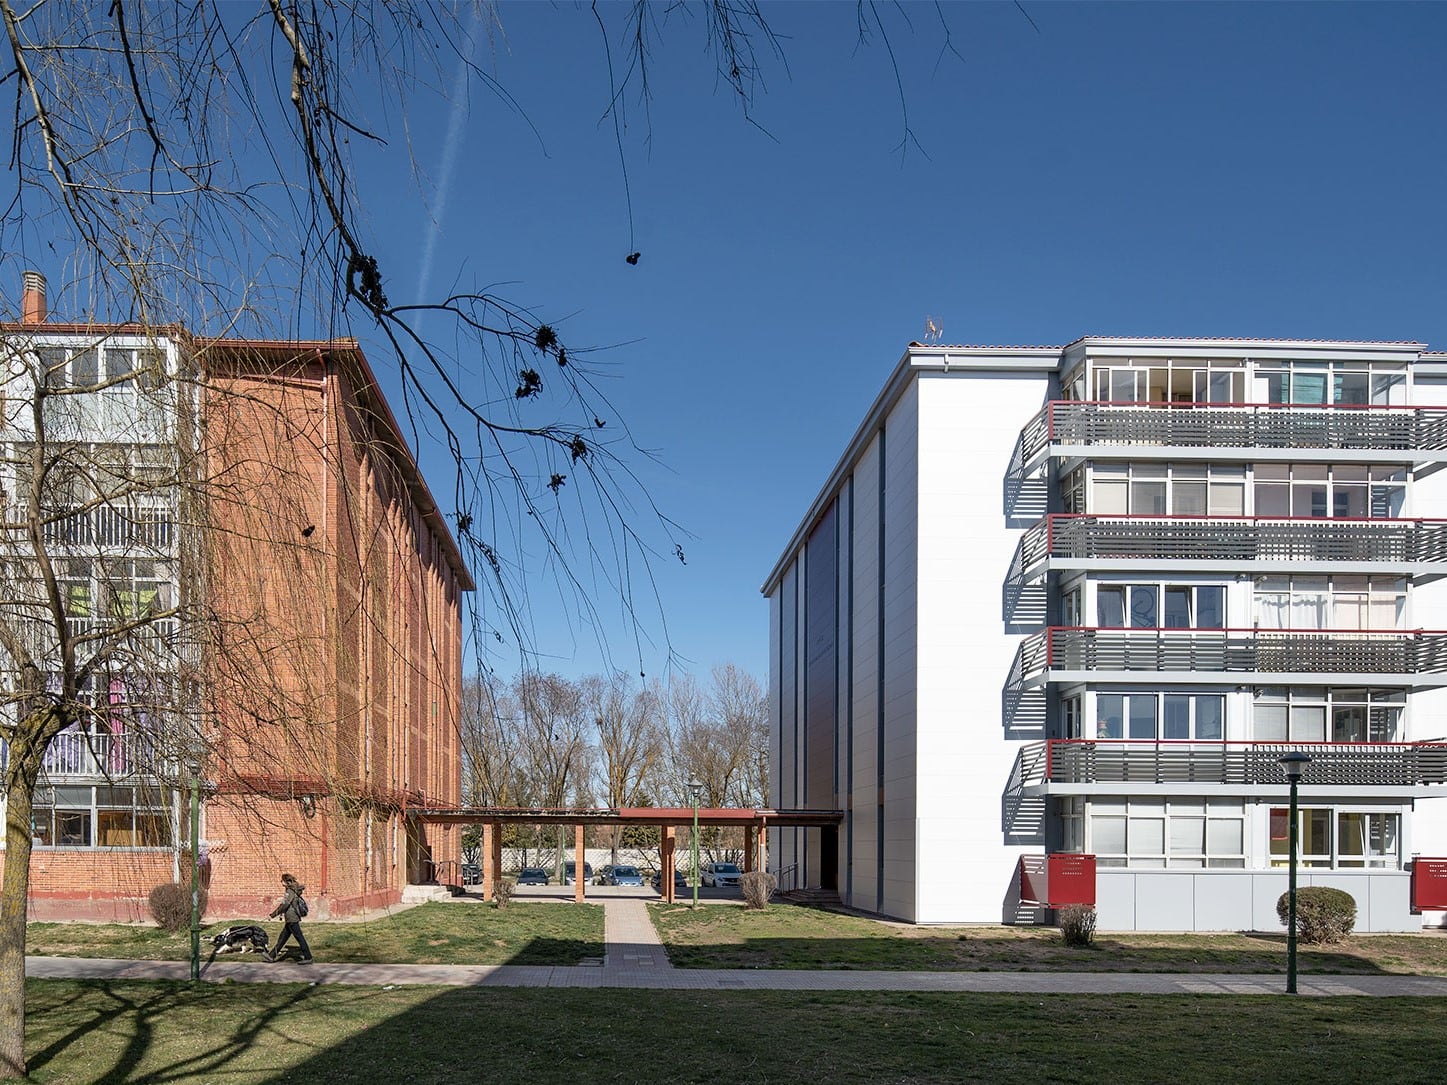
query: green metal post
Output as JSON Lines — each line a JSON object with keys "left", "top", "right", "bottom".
{"left": 1286, "top": 773, "right": 1299, "bottom": 995}
{"left": 189, "top": 763, "right": 201, "bottom": 982}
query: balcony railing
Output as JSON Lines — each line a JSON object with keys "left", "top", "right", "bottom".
{"left": 1009, "top": 515, "right": 1447, "bottom": 583}
{"left": 1007, "top": 739, "right": 1447, "bottom": 790}
{"left": 1016, "top": 401, "right": 1447, "bottom": 467}
{"left": 41, "top": 502, "right": 176, "bottom": 551}
{"left": 0, "top": 730, "right": 171, "bottom": 780}
{"left": 1008, "top": 627, "right": 1447, "bottom": 688}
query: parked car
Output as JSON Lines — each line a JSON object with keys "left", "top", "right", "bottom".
{"left": 516, "top": 867, "right": 550, "bottom": 885}
{"left": 561, "top": 861, "right": 594, "bottom": 885}
{"left": 461, "top": 863, "right": 481, "bottom": 885}
{"left": 605, "top": 865, "right": 644, "bottom": 887}
{"left": 701, "top": 862, "right": 743, "bottom": 888}
{"left": 651, "top": 869, "right": 690, "bottom": 894}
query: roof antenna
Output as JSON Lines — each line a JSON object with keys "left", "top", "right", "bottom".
{"left": 924, "top": 316, "right": 942, "bottom": 344}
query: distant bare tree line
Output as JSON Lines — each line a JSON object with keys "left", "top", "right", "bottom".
{"left": 459, "top": 664, "right": 768, "bottom": 865}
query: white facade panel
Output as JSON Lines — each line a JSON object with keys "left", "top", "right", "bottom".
{"left": 913, "top": 373, "right": 1047, "bottom": 921}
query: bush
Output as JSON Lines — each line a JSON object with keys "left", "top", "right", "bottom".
{"left": 493, "top": 877, "right": 516, "bottom": 910}
{"left": 740, "top": 870, "right": 776, "bottom": 911}
{"left": 1058, "top": 904, "right": 1097, "bottom": 947}
{"left": 1277, "top": 886, "right": 1357, "bottom": 944}
{"left": 148, "top": 883, "right": 193, "bottom": 931}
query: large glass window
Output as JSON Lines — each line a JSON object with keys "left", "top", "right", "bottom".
{"left": 1253, "top": 463, "right": 1403, "bottom": 521}
{"left": 1092, "top": 464, "right": 1246, "bottom": 516}
{"left": 1097, "top": 692, "right": 1225, "bottom": 740}
{"left": 30, "top": 783, "right": 172, "bottom": 849}
{"left": 1098, "top": 582, "right": 1224, "bottom": 629}
{"left": 1253, "top": 575, "right": 1405, "bottom": 630}
{"left": 1091, "top": 797, "right": 1245, "bottom": 869}
{"left": 1270, "top": 807, "right": 1400, "bottom": 869}
{"left": 1252, "top": 687, "right": 1404, "bottom": 742}
{"left": 1253, "top": 360, "right": 1407, "bottom": 407}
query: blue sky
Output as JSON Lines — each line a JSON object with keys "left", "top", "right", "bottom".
{"left": 362, "top": 1, "right": 1447, "bottom": 684}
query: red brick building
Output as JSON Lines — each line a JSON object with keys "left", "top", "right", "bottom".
{"left": 5, "top": 274, "right": 468, "bottom": 921}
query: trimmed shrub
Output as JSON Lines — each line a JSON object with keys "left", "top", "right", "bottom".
{"left": 148, "top": 883, "right": 192, "bottom": 931}
{"left": 1277, "top": 886, "right": 1357, "bottom": 944}
{"left": 1058, "top": 904, "right": 1097, "bottom": 947}
{"left": 740, "top": 870, "right": 776, "bottom": 911}
{"left": 493, "top": 877, "right": 516, "bottom": 909}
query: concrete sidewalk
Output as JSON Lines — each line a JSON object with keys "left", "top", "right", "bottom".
{"left": 24, "top": 899, "right": 1447, "bottom": 997}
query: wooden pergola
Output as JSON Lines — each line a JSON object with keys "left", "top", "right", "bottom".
{"left": 412, "top": 806, "right": 843, "bottom": 903}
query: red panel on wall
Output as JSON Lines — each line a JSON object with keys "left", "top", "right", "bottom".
{"left": 1411, "top": 858, "right": 1447, "bottom": 911}
{"left": 1018, "top": 854, "right": 1095, "bottom": 906}
{"left": 1046, "top": 854, "right": 1096, "bottom": 906}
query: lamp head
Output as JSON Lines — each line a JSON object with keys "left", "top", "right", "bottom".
{"left": 1278, "top": 750, "right": 1312, "bottom": 782}
{"left": 686, "top": 777, "right": 703, "bottom": 801}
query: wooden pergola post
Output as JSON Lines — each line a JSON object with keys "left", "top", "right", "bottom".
{"left": 574, "top": 823, "right": 586, "bottom": 903}
{"left": 480, "top": 822, "right": 495, "bottom": 900}
{"left": 662, "top": 825, "right": 676, "bottom": 903}
{"left": 756, "top": 820, "right": 768, "bottom": 878}
{"left": 490, "top": 821, "right": 503, "bottom": 897}
{"left": 744, "top": 822, "right": 756, "bottom": 873}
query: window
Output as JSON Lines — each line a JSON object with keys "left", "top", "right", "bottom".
{"left": 1253, "top": 360, "right": 1407, "bottom": 407}
{"left": 1088, "top": 359, "right": 1246, "bottom": 405}
{"left": 1091, "top": 463, "right": 1245, "bottom": 516}
{"left": 1097, "top": 582, "right": 1224, "bottom": 629}
{"left": 1062, "top": 695, "right": 1082, "bottom": 739}
{"left": 1090, "top": 797, "right": 1245, "bottom": 868}
{"left": 1253, "top": 463, "right": 1402, "bottom": 520}
{"left": 1270, "top": 807, "right": 1400, "bottom": 869}
{"left": 1253, "top": 687, "right": 1404, "bottom": 743}
{"left": 1096, "top": 692, "right": 1225, "bottom": 740}
{"left": 1253, "top": 575, "right": 1405, "bottom": 630}
{"left": 31, "top": 783, "right": 172, "bottom": 849}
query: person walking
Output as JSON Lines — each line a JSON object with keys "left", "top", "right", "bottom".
{"left": 264, "top": 872, "right": 312, "bottom": 963}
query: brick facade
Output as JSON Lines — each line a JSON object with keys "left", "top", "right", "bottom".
{"left": 13, "top": 331, "right": 468, "bottom": 922}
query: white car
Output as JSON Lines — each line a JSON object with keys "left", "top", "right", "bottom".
{"left": 700, "top": 862, "right": 743, "bottom": 888}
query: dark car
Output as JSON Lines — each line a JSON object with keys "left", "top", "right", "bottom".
{"left": 651, "top": 869, "right": 690, "bottom": 894}
{"left": 561, "top": 861, "right": 594, "bottom": 885}
{"left": 515, "top": 867, "right": 549, "bottom": 885}
{"left": 605, "top": 865, "right": 644, "bottom": 887}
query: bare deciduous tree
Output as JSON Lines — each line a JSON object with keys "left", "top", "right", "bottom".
{"left": 585, "top": 671, "right": 663, "bottom": 864}
{"left": 0, "top": 0, "right": 962, "bottom": 1071}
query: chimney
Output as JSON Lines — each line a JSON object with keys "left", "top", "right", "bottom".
{"left": 21, "top": 270, "right": 46, "bottom": 324}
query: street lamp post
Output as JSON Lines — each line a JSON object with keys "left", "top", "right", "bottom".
{"left": 687, "top": 777, "right": 703, "bottom": 909}
{"left": 187, "top": 760, "right": 201, "bottom": 983}
{"left": 1279, "top": 751, "right": 1312, "bottom": 995}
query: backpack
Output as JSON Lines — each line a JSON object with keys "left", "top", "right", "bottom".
{"left": 296, "top": 895, "right": 309, "bottom": 918}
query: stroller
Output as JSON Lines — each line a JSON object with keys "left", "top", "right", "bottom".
{"left": 209, "top": 924, "right": 271, "bottom": 955}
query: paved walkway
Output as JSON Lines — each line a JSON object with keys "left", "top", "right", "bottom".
{"left": 24, "top": 899, "right": 1447, "bottom": 997}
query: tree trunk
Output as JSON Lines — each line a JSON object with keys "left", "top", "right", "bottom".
{"left": 0, "top": 737, "right": 43, "bottom": 1079}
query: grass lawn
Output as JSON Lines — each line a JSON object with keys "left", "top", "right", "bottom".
{"left": 25, "top": 901, "right": 604, "bottom": 966}
{"left": 21, "top": 980, "right": 1447, "bottom": 1084}
{"left": 649, "top": 901, "right": 1447, "bottom": 974}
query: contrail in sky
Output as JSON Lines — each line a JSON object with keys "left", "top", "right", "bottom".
{"left": 416, "top": 6, "right": 482, "bottom": 304}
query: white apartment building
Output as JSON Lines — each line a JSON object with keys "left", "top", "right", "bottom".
{"left": 763, "top": 336, "right": 1447, "bottom": 931}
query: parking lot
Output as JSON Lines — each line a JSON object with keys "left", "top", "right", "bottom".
{"left": 458, "top": 882, "right": 746, "bottom": 903}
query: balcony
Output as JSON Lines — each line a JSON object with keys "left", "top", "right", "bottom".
{"left": 1006, "top": 739, "right": 1447, "bottom": 792}
{"left": 1008, "top": 514, "right": 1447, "bottom": 585}
{"left": 41, "top": 502, "right": 176, "bottom": 552}
{"left": 1006, "top": 627, "right": 1447, "bottom": 691}
{"left": 1, "top": 730, "right": 172, "bottom": 781}
{"left": 1012, "top": 401, "right": 1447, "bottom": 476}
